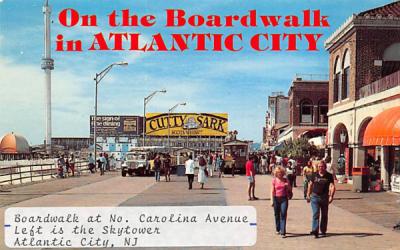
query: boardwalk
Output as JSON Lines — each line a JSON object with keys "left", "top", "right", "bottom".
{"left": 1, "top": 172, "right": 399, "bottom": 250}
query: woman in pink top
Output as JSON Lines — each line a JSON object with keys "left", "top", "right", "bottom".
{"left": 271, "top": 166, "right": 292, "bottom": 238}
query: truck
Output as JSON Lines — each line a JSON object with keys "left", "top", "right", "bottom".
{"left": 121, "top": 146, "right": 167, "bottom": 177}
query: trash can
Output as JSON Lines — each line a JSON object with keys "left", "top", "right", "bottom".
{"left": 176, "top": 165, "right": 186, "bottom": 176}
{"left": 352, "top": 167, "right": 370, "bottom": 192}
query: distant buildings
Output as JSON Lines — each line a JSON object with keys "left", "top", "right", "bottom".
{"left": 279, "top": 76, "right": 328, "bottom": 145}
{"left": 263, "top": 76, "right": 328, "bottom": 150}
{"left": 262, "top": 93, "right": 289, "bottom": 150}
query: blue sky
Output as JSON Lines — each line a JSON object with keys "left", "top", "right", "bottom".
{"left": 0, "top": 0, "right": 393, "bottom": 145}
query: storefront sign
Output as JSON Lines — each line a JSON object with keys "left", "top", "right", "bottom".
{"left": 146, "top": 113, "right": 228, "bottom": 137}
{"left": 90, "top": 116, "right": 143, "bottom": 137}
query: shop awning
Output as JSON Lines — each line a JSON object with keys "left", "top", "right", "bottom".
{"left": 270, "top": 142, "right": 284, "bottom": 151}
{"left": 363, "top": 106, "right": 400, "bottom": 146}
{"left": 298, "top": 128, "right": 327, "bottom": 139}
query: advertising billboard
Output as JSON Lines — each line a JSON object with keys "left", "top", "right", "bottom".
{"left": 90, "top": 116, "right": 143, "bottom": 137}
{"left": 146, "top": 113, "right": 228, "bottom": 137}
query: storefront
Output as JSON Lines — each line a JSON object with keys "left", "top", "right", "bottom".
{"left": 363, "top": 106, "right": 400, "bottom": 192}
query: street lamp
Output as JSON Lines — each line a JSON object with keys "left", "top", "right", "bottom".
{"left": 339, "top": 130, "right": 347, "bottom": 144}
{"left": 168, "top": 102, "right": 187, "bottom": 152}
{"left": 93, "top": 62, "right": 128, "bottom": 163}
{"left": 143, "top": 89, "right": 167, "bottom": 147}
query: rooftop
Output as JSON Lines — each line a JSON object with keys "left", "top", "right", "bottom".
{"left": 358, "top": 1, "right": 400, "bottom": 17}
{"left": 325, "top": 1, "right": 400, "bottom": 49}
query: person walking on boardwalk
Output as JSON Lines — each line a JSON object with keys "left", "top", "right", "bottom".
{"left": 302, "top": 161, "right": 314, "bottom": 199}
{"left": 69, "top": 153, "right": 76, "bottom": 177}
{"left": 246, "top": 156, "right": 258, "bottom": 201}
{"left": 217, "top": 154, "right": 225, "bottom": 178}
{"left": 98, "top": 153, "right": 106, "bottom": 176}
{"left": 57, "top": 154, "right": 66, "bottom": 178}
{"left": 307, "top": 161, "right": 336, "bottom": 238}
{"left": 88, "top": 153, "right": 95, "bottom": 173}
{"left": 154, "top": 154, "right": 162, "bottom": 182}
{"left": 198, "top": 155, "right": 208, "bottom": 189}
{"left": 185, "top": 155, "right": 195, "bottom": 190}
{"left": 207, "top": 154, "right": 214, "bottom": 177}
{"left": 286, "top": 161, "right": 295, "bottom": 188}
{"left": 271, "top": 166, "right": 292, "bottom": 238}
{"left": 163, "top": 154, "right": 172, "bottom": 182}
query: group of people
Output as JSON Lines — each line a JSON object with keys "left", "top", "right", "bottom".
{"left": 184, "top": 153, "right": 225, "bottom": 190}
{"left": 245, "top": 154, "right": 336, "bottom": 239}
{"left": 57, "top": 152, "right": 119, "bottom": 178}
{"left": 88, "top": 152, "right": 116, "bottom": 175}
{"left": 56, "top": 153, "right": 76, "bottom": 178}
{"left": 153, "top": 153, "right": 172, "bottom": 182}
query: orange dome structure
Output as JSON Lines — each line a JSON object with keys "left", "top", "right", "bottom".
{"left": 0, "top": 132, "right": 30, "bottom": 154}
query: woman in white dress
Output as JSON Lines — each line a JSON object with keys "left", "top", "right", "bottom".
{"left": 198, "top": 155, "right": 208, "bottom": 189}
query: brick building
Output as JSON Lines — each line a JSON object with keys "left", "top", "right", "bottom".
{"left": 325, "top": 1, "right": 400, "bottom": 190}
{"left": 278, "top": 75, "right": 328, "bottom": 145}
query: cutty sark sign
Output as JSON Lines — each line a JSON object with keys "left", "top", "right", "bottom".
{"left": 146, "top": 113, "right": 228, "bottom": 137}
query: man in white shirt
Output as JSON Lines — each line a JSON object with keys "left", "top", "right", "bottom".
{"left": 185, "top": 155, "right": 195, "bottom": 190}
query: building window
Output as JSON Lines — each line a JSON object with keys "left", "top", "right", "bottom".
{"left": 382, "top": 43, "right": 400, "bottom": 77}
{"left": 333, "top": 56, "right": 341, "bottom": 103}
{"left": 334, "top": 73, "right": 340, "bottom": 102}
{"left": 300, "top": 100, "right": 313, "bottom": 123}
{"left": 318, "top": 99, "right": 328, "bottom": 124}
{"left": 342, "top": 67, "right": 350, "bottom": 100}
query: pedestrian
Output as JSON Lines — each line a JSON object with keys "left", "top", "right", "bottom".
{"left": 269, "top": 153, "right": 276, "bottom": 174}
{"left": 207, "top": 154, "right": 213, "bottom": 177}
{"left": 275, "top": 154, "right": 282, "bottom": 167}
{"left": 261, "top": 155, "right": 267, "bottom": 174}
{"left": 217, "top": 155, "right": 225, "bottom": 178}
{"left": 307, "top": 161, "right": 336, "bottom": 238}
{"left": 104, "top": 152, "right": 110, "bottom": 171}
{"left": 99, "top": 153, "right": 106, "bottom": 176}
{"left": 163, "top": 154, "right": 172, "bottom": 182}
{"left": 246, "top": 156, "right": 259, "bottom": 201}
{"left": 253, "top": 154, "right": 260, "bottom": 174}
{"left": 286, "top": 161, "right": 295, "bottom": 188}
{"left": 185, "top": 155, "right": 195, "bottom": 190}
{"left": 288, "top": 158, "right": 297, "bottom": 187}
{"left": 88, "top": 153, "right": 95, "bottom": 173}
{"left": 302, "top": 161, "right": 314, "bottom": 199}
{"left": 69, "top": 153, "right": 75, "bottom": 176}
{"left": 198, "top": 155, "right": 208, "bottom": 189}
{"left": 271, "top": 166, "right": 292, "bottom": 238}
{"left": 65, "top": 156, "right": 70, "bottom": 177}
{"left": 154, "top": 154, "right": 162, "bottom": 182}
{"left": 57, "top": 155, "right": 66, "bottom": 178}
{"left": 109, "top": 154, "right": 116, "bottom": 171}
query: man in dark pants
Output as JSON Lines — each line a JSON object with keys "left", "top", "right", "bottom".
{"left": 185, "top": 155, "right": 195, "bottom": 189}
{"left": 307, "top": 161, "right": 336, "bottom": 238}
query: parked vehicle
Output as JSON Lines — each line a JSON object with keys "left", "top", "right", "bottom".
{"left": 121, "top": 151, "right": 149, "bottom": 177}
{"left": 121, "top": 146, "right": 167, "bottom": 177}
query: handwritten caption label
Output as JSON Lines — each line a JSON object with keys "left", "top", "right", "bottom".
{"left": 5, "top": 206, "right": 256, "bottom": 248}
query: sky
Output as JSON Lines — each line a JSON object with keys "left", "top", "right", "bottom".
{"left": 0, "top": 0, "right": 394, "bottom": 145}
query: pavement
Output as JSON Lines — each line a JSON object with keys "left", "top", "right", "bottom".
{"left": 0, "top": 171, "right": 399, "bottom": 250}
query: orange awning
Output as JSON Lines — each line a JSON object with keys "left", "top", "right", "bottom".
{"left": 363, "top": 106, "right": 400, "bottom": 146}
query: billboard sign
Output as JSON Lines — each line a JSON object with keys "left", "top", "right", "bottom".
{"left": 90, "top": 115, "right": 143, "bottom": 137}
{"left": 146, "top": 113, "right": 228, "bottom": 137}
